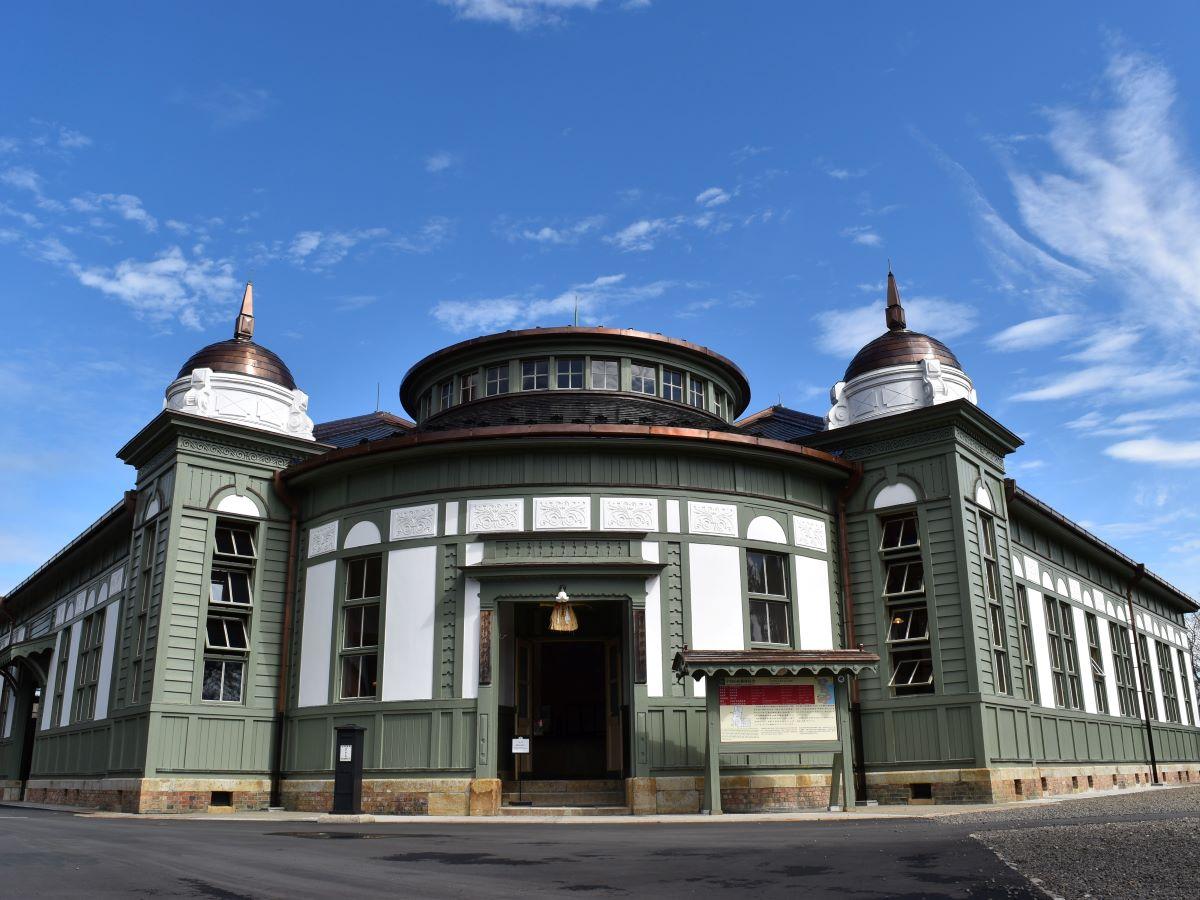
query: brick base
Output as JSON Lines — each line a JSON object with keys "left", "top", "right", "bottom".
{"left": 864, "top": 761, "right": 1200, "bottom": 805}
{"left": 280, "top": 778, "right": 478, "bottom": 816}
{"left": 627, "top": 773, "right": 835, "bottom": 814}
{"left": 0, "top": 780, "right": 22, "bottom": 802}
{"left": 23, "top": 777, "right": 270, "bottom": 813}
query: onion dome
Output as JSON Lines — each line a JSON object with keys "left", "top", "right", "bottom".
{"left": 175, "top": 284, "right": 297, "bottom": 389}
{"left": 826, "top": 270, "right": 976, "bottom": 429}
{"left": 164, "top": 283, "right": 314, "bottom": 440}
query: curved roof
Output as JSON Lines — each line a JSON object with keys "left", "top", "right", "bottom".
{"left": 176, "top": 338, "right": 297, "bottom": 390}
{"left": 844, "top": 330, "right": 963, "bottom": 381}
{"left": 399, "top": 326, "right": 752, "bottom": 415}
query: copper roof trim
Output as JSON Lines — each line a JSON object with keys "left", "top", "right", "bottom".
{"left": 282, "top": 422, "right": 856, "bottom": 482}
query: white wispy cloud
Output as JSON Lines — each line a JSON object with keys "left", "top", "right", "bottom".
{"left": 437, "top": 0, "right": 603, "bottom": 29}
{"left": 695, "top": 187, "right": 731, "bottom": 208}
{"left": 731, "top": 145, "right": 771, "bottom": 164}
{"left": 840, "top": 225, "right": 882, "bottom": 247}
{"left": 1105, "top": 437, "right": 1200, "bottom": 466}
{"left": 1, "top": 166, "right": 43, "bottom": 193}
{"left": 501, "top": 214, "right": 604, "bottom": 245}
{"left": 282, "top": 218, "right": 452, "bottom": 269}
{"left": 1004, "top": 48, "right": 1200, "bottom": 342}
{"left": 69, "top": 192, "right": 158, "bottom": 232}
{"left": 605, "top": 217, "right": 681, "bottom": 252}
{"left": 815, "top": 296, "right": 977, "bottom": 357}
{"left": 432, "top": 273, "right": 669, "bottom": 333}
{"left": 72, "top": 245, "right": 240, "bottom": 329}
{"left": 825, "top": 166, "right": 867, "bottom": 180}
{"left": 1068, "top": 402, "right": 1200, "bottom": 437}
{"left": 183, "top": 84, "right": 273, "bottom": 128}
{"left": 988, "top": 314, "right": 1079, "bottom": 351}
{"left": 425, "top": 151, "right": 458, "bottom": 174}
{"left": 335, "top": 294, "right": 378, "bottom": 312}
{"left": 1011, "top": 363, "right": 1194, "bottom": 402}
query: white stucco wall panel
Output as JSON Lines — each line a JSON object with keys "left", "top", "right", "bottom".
{"left": 382, "top": 545, "right": 437, "bottom": 702}
{"left": 643, "top": 541, "right": 664, "bottom": 698}
{"left": 688, "top": 543, "right": 742, "bottom": 696}
{"left": 93, "top": 599, "right": 122, "bottom": 721}
{"left": 297, "top": 561, "right": 336, "bottom": 708}
{"left": 795, "top": 554, "right": 834, "bottom": 650}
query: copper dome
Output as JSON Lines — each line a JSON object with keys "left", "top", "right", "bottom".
{"left": 844, "top": 330, "right": 962, "bottom": 381}
{"left": 176, "top": 338, "right": 297, "bottom": 390}
{"left": 842, "top": 270, "right": 964, "bottom": 381}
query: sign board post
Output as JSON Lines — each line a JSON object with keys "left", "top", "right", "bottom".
{"left": 331, "top": 724, "right": 366, "bottom": 815}
{"left": 510, "top": 736, "right": 531, "bottom": 807}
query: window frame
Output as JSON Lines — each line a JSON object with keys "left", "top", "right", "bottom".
{"left": 202, "top": 518, "right": 257, "bottom": 706}
{"left": 1110, "top": 622, "right": 1139, "bottom": 717}
{"left": 1016, "top": 585, "right": 1038, "bottom": 702}
{"left": 882, "top": 560, "right": 925, "bottom": 598}
{"left": 687, "top": 375, "right": 706, "bottom": 409}
{"left": 1177, "top": 648, "right": 1195, "bottom": 726}
{"left": 1084, "top": 612, "right": 1108, "bottom": 715}
{"left": 555, "top": 357, "right": 584, "bottom": 390}
{"left": 71, "top": 608, "right": 106, "bottom": 723}
{"left": 661, "top": 367, "right": 684, "bottom": 402}
{"left": 520, "top": 358, "right": 550, "bottom": 391}
{"left": 339, "top": 554, "right": 383, "bottom": 701}
{"left": 1157, "top": 640, "right": 1180, "bottom": 723}
{"left": 745, "top": 549, "right": 791, "bottom": 647}
{"left": 201, "top": 657, "right": 245, "bottom": 703}
{"left": 484, "top": 363, "right": 510, "bottom": 396}
{"left": 1136, "top": 634, "right": 1158, "bottom": 720}
{"left": 459, "top": 369, "right": 479, "bottom": 404}
{"left": 1044, "top": 597, "right": 1081, "bottom": 709}
{"left": 630, "top": 362, "right": 657, "bottom": 396}
{"left": 590, "top": 358, "right": 619, "bottom": 391}
{"left": 437, "top": 379, "right": 453, "bottom": 411}
{"left": 879, "top": 513, "right": 920, "bottom": 553}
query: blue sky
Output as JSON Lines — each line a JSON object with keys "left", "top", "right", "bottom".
{"left": 4, "top": 1, "right": 1200, "bottom": 596}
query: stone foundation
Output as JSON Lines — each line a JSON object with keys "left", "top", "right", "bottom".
{"left": 22, "top": 777, "right": 271, "bottom": 813}
{"left": 627, "top": 773, "right": 834, "bottom": 814}
{"left": 865, "top": 761, "right": 1200, "bottom": 805}
{"left": 280, "top": 778, "right": 482, "bottom": 816}
{"left": 0, "top": 780, "right": 22, "bottom": 802}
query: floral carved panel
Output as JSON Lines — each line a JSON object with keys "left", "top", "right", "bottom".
{"left": 390, "top": 504, "right": 438, "bottom": 541}
{"left": 533, "top": 497, "right": 590, "bottom": 531}
{"left": 466, "top": 498, "right": 524, "bottom": 533}
{"left": 687, "top": 501, "right": 738, "bottom": 537}
{"left": 600, "top": 497, "right": 659, "bottom": 532}
{"left": 792, "top": 515, "right": 828, "bottom": 553}
{"left": 308, "top": 521, "right": 338, "bottom": 558}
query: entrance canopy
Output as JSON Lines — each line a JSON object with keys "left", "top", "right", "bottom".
{"left": 672, "top": 648, "right": 879, "bottom": 681}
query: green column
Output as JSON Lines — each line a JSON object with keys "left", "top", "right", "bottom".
{"left": 703, "top": 676, "right": 722, "bottom": 814}
{"left": 836, "top": 677, "right": 856, "bottom": 809}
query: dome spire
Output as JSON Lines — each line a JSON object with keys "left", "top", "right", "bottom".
{"left": 885, "top": 267, "right": 906, "bottom": 332}
{"left": 234, "top": 282, "right": 255, "bottom": 341}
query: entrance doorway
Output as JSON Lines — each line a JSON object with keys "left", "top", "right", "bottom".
{"left": 506, "top": 599, "right": 627, "bottom": 780}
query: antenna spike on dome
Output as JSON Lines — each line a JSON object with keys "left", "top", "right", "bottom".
{"left": 885, "top": 268, "right": 906, "bottom": 331}
{"left": 234, "top": 282, "right": 255, "bottom": 340}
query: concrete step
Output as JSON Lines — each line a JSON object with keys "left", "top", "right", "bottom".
{"left": 500, "top": 805, "right": 631, "bottom": 817}
{"left": 502, "top": 791, "right": 626, "bottom": 806}
{"left": 502, "top": 779, "right": 623, "bottom": 793}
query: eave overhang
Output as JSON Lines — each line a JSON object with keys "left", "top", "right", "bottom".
{"left": 281, "top": 423, "right": 857, "bottom": 486}
{"left": 802, "top": 398, "right": 1023, "bottom": 460}
{"left": 672, "top": 649, "right": 880, "bottom": 681}
{"left": 1006, "top": 480, "right": 1198, "bottom": 614}
{"left": 117, "top": 409, "right": 332, "bottom": 470}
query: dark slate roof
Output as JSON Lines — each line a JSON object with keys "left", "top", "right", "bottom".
{"left": 420, "top": 392, "right": 727, "bottom": 432}
{"left": 735, "top": 405, "right": 826, "bottom": 442}
{"left": 844, "top": 330, "right": 961, "bottom": 382}
{"left": 313, "top": 411, "right": 414, "bottom": 448}
{"left": 177, "top": 338, "right": 297, "bottom": 390}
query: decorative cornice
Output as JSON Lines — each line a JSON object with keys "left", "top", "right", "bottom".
{"left": 841, "top": 426, "right": 956, "bottom": 461}
{"left": 177, "top": 435, "right": 296, "bottom": 469}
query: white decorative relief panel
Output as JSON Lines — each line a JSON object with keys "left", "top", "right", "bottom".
{"left": 467, "top": 498, "right": 523, "bottom": 533}
{"left": 308, "top": 521, "right": 338, "bottom": 558}
{"left": 687, "top": 501, "right": 738, "bottom": 537}
{"left": 533, "top": 497, "right": 591, "bottom": 530}
{"left": 389, "top": 504, "right": 437, "bottom": 541}
{"left": 793, "top": 515, "right": 828, "bottom": 552}
{"left": 601, "top": 497, "right": 658, "bottom": 531}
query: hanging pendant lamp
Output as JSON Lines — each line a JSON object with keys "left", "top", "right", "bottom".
{"left": 548, "top": 586, "right": 579, "bottom": 633}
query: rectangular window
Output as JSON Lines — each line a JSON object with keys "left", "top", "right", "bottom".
{"left": 521, "top": 359, "right": 549, "bottom": 391}
{"left": 889, "top": 650, "right": 935, "bottom": 693}
{"left": 714, "top": 390, "right": 729, "bottom": 420}
{"left": 1110, "top": 623, "right": 1138, "bottom": 717}
{"left": 979, "top": 515, "right": 1009, "bottom": 695}
{"left": 438, "top": 379, "right": 453, "bottom": 410}
{"left": 1085, "top": 613, "right": 1108, "bottom": 715}
{"left": 210, "top": 569, "right": 252, "bottom": 607}
{"left": 979, "top": 515, "right": 1000, "bottom": 601}
{"left": 202, "top": 658, "right": 244, "bottom": 702}
{"left": 341, "top": 555, "right": 382, "bottom": 700}
{"left": 1016, "top": 585, "right": 1038, "bottom": 702}
{"left": 1045, "top": 599, "right": 1081, "bottom": 709}
{"left": 887, "top": 605, "right": 929, "bottom": 644}
{"left": 989, "top": 602, "right": 1011, "bottom": 696}
{"left": 485, "top": 364, "right": 509, "bottom": 396}
{"left": 590, "top": 359, "right": 618, "bottom": 390}
{"left": 687, "top": 375, "right": 706, "bottom": 408}
{"left": 214, "top": 524, "right": 255, "bottom": 559}
{"left": 661, "top": 368, "right": 683, "bottom": 402}
{"left": 205, "top": 616, "right": 249, "bottom": 651}
{"left": 746, "top": 550, "right": 790, "bottom": 645}
{"left": 51, "top": 648, "right": 68, "bottom": 725}
{"left": 1137, "top": 634, "right": 1158, "bottom": 720}
{"left": 132, "top": 521, "right": 157, "bottom": 704}
{"left": 459, "top": 370, "right": 479, "bottom": 403}
{"left": 630, "top": 363, "right": 656, "bottom": 395}
{"left": 1157, "top": 641, "right": 1180, "bottom": 723}
{"left": 556, "top": 357, "right": 584, "bottom": 389}
{"left": 883, "top": 560, "right": 924, "bottom": 598}
{"left": 879, "top": 514, "right": 919, "bottom": 552}
{"left": 72, "top": 609, "right": 106, "bottom": 723}
{"left": 1177, "top": 649, "right": 1195, "bottom": 726}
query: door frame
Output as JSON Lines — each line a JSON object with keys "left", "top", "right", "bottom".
{"left": 473, "top": 574, "right": 647, "bottom": 781}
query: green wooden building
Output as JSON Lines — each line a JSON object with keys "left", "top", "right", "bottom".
{"left": 2, "top": 275, "right": 1197, "bottom": 814}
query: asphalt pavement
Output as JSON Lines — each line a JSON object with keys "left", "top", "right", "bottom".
{"left": 0, "top": 805, "right": 1036, "bottom": 899}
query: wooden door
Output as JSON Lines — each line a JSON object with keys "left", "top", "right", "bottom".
{"left": 604, "top": 639, "right": 623, "bottom": 773}
{"left": 514, "top": 639, "right": 534, "bottom": 776}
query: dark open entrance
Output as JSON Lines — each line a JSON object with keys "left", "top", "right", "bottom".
{"left": 505, "top": 599, "right": 627, "bottom": 781}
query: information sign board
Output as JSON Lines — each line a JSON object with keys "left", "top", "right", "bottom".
{"left": 718, "top": 676, "right": 837, "bottom": 742}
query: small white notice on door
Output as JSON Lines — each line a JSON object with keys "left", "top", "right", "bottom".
{"left": 338, "top": 744, "right": 352, "bottom": 762}
{"left": 511, "top": 737, "right": 530, "bottom": 754}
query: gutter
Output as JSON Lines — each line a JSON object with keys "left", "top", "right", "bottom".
{"left": 270, "top": 470, "right": 302, "bottom": 809}
{"left": 835, "top": 461, "right": 866, "bottom": 800}
{"left": 1124, "top": 563, "right": 1160, "bottom": 785}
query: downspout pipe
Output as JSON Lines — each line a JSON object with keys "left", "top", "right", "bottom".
{"left": 1124, "top": 563, "right": 1160, "bottom": 785}
{"left": 270, "top": 470, "right": 301, "bottom": 809}
{"left": 835, "top": 462, "right": 866, "bottom": 801}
